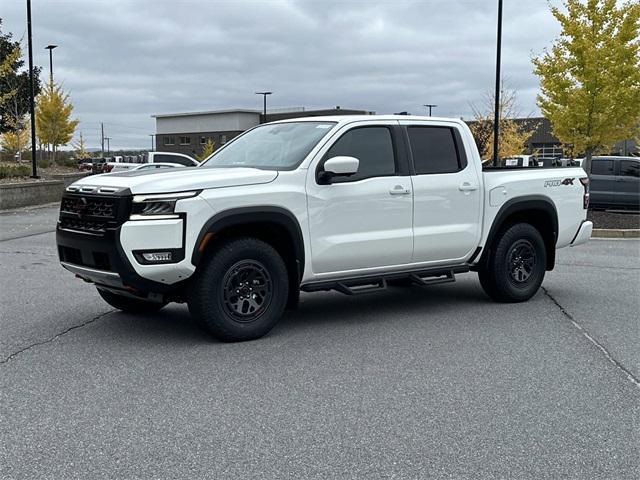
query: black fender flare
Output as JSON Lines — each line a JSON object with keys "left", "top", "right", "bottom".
{"left": 478, "top": 195, "right": 558, "bottom": 270}
{"left": 191, "top": 206, "right": 305, "bottom": 280}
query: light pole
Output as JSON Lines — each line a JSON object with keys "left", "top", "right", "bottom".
{"left": 255, "top": 92, "right": 272, "bottom": 123}
{"left": 149, "top": 134, "right": 154, "bottom": 151}
{"left": 44, "top": 44, "right": 57, "bottom": 84}
{"left": 26, "top": 0, "right": 38, "bottom": 178}
{"left": 492, "top": 0, "right": 504, "bottom": 167}
{"left": 104, "top": 137, "right": 111, "bottom": 156}
{"left": 423, "top": 104, "right": 437, "bottom": 116}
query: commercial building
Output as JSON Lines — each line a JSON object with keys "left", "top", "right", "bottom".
{"left": 152, "top": 107, "right": 374, "bottom": 157}
{"left": 153, "top": 108, "right": 637, "bottom": 159}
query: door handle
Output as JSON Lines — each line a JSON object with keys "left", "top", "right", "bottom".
{"left": 458, "top": 182, "right": 478, "bottom": 192}
{"left": 389, "top": 185, "right": 411, "bottom": 195}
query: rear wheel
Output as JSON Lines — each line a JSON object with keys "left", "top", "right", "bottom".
{"left": 188, "top": 237, "right": 289, "bottom": 341}
{"left": 97, "top": 288, "right": 166, "bottom": 313}
{"left": 478, "top": 223, "right": 547, "bottom": 302}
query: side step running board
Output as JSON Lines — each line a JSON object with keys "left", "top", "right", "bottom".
{"left": 301, "top": 266, "right": 468, "bottom": 296}
{"left": 409, "top": 270, "right": 456, "bottom": 286}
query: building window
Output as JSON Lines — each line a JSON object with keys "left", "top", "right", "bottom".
{"left": 179, "top": 136, "right": 191, "bottom": 145}
{"left": 200, "top": 136, "right": 207, "bottom": 145}
{"left": 163, "top": 136, "right": 175, "bottom": 146}
{"left": 220, "top": 134, "right": 227, "bottom": 145}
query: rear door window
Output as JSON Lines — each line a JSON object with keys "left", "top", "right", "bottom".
{"left": 407, "top": 127, "right": 461, "bottom": 174}
{"left": 591, "top": 160, "right": 614, "bottom": 175}
{"left": 620, "top": 160, "right": 639, "bottom": 178}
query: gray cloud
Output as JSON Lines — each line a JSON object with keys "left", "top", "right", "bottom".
{"left": 3, "top": 0, "right": 559, "bottom": 149}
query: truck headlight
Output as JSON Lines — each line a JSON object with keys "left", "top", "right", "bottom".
{"left": 130, "top": 190, "right": 200, "bottom": 219}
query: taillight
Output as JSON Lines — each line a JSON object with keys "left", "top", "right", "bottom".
{"left": 579, "top": 177, "right": 589, "bottom": 209}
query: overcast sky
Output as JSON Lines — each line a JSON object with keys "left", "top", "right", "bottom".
{"left": 3, "top": 0, "right": 561, "bottom": 150}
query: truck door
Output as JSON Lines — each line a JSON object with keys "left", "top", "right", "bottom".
{"left": 400, "top": 121, "right": 482, "bottom": 263}
{"left": 589, "top": 158, "right": 615, "bottom": 207}
{"left": 616, "top": 159, "right": 640, "bottom": 209}
{"left": 306, "top": 122, "right": 413, "bottom": 274}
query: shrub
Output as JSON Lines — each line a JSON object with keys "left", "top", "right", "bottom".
{"left": 56, "top": 157, "right": 78, "bottom": 167}
{"left": 37, "top": 158, "right": 50, "bottom": 169}
{"left": 0, "top": 164, "right": 31, "bottom": 179}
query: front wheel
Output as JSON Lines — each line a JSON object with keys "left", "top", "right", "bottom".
{"left": 97, "top": 288, "right": 166, "bottom": 313}
{"left": 478, "top": 223, "right": 547, "bottom": 303}
{"left": 188, "top": 237, "right": 289, "bottom": 342}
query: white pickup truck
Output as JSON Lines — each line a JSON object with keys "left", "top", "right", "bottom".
{"left": 106, "top": 151, "right": 199, "bottom": 173}
{"left": 57, "top": 115, "right": 592, "bottom": 341}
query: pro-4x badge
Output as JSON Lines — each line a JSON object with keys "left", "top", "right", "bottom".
{"left": 544, "top": 178, "right": 575, "bottom": 187}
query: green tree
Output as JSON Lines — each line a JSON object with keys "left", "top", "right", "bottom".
{"left": 0, "top": 19, "right": 42, "bottom": 134}
{"left": 533, "top": 0, "right": 640, "bottom": 173}
{"left": 196, "top": 137, "right": 215, "bottom": 161}
{"left": 36, "top": 81, "right": 79, "bottom": 162}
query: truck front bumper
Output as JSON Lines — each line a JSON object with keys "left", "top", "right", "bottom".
{"left": 56, "top": 223, "right": 187, "bottom": 295}
{"left": 570, "top": 220, "right": 593, "bottom": 247}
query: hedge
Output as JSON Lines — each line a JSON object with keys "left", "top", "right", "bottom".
{"left": 0, "top": 164, "right": 31, "bottom": 179}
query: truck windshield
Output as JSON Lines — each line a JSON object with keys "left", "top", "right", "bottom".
{"left": 199, "top": 121, "right": 336, "bottom": 170}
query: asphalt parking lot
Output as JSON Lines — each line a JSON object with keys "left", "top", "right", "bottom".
{"left": 1, "top": 204, "right": 639, "bottom": 479}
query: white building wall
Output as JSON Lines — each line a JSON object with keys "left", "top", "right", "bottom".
{"left": 155, "top": 111, "right": 261, "bottom": 134}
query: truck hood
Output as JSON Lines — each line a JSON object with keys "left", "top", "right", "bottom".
{"left": 72, "top": 167, "right": 278, "bottom": 194}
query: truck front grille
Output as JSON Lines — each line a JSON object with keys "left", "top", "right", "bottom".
{"left": 59, "top": 191, "right": 131, "bottom": 235}
{"left": 61, "top": 197, "right": 116, "bottom": 218}
{"left": 59, "top": 217, "right": 108, "bottom": 233}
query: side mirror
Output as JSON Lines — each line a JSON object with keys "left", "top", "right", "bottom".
{"left": 319, "top": 156, "right": 359, "bottom": 183}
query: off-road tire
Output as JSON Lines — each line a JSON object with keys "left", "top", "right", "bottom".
{"left": 188, "top": 237, "right": 289, "bottom": 341}
{"left": 478, "top": 222, "right": 547, "bottom": 303}
{"left": 97, "top": 288, "right": 166, "bottom": 313}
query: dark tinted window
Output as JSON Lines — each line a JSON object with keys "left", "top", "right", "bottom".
{"left": 620, "top": 160, "right": 639, "bottom": 178}
{"left": 154, "top": 154, "right": 195, "bottom": 166}
{"left": 324, "top": 127, "right": 395, "bottom": 182}
{"left": 408, "top": 127, "right": 460, "bottom": 174}
{"left": 591, "top": 159, "right": 614, "bottom": 175}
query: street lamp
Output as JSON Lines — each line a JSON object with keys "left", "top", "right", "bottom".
{"left": 423, "top": 104, "right": 437, "bottom": 116}
{"left": 26, "top": 0, "right": 38, "bottom": 178}
{"left": 44, "top": 44, "right": 57, "bottom": 84}
{"left": 255, "top": 92, "right": 272, "bottom": 124}
{"left": 104, "top": 137, "right": 111, "bottom": 156}
{"left": 149, "top": 134, "right": 155, "bottom": 151}
{"left": 492, "top": 0, "right": 504, "bottom": 167}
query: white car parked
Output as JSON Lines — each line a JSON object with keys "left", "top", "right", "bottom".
{"left": 57, "top": 115, "right": 592, "bottom": 341}
{"left": 105, "top": 151, "right": 199, "bottom": 173}
{"left": 108, "top": 162, "right": 186, "bottom": 173}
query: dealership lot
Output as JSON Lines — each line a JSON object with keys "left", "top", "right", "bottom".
{"left": 1, "top": 205, "right": 638, "bottom": 479}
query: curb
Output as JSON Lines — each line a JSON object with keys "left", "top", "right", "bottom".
{"left": 592, "top": 229, "right": 640, "bottom": 239}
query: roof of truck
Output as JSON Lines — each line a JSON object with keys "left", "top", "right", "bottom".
{"left": 270, "top": 114, "right": 466, "bottom": 124}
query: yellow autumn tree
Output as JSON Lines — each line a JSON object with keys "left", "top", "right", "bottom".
{"left": 73, "top": 131, "right": 90, "bottom": 159}
{"left": 469, "top": 83, "right": 537, "bottom": 161}
{"left": 36, "top": 81, "right": 79, "bottom": 162}
{"left": 196, "top": 138, "right": 215, "bottom": 161}
{"left": 533, "top": 0, "right": 640, "bottom": 173}
{"left": 0, "top": 117, "right": 29, "bottom": 161}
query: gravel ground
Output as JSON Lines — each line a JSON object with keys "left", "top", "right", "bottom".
{"left": 588, "top": 209, "right": 640, "bottom": 229}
